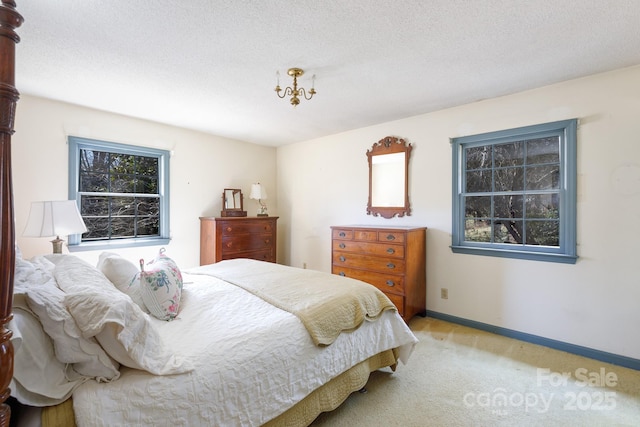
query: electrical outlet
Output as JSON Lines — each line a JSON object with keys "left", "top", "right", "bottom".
{"left": 441, "top": 288, "right": 448, "bottom": 299}
{"left": 303, "top": 262, "right": 307, "bottom": 269}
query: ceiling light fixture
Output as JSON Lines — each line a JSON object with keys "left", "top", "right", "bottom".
{"left": 275, "top": 68, "right": 316, "bottom": 106}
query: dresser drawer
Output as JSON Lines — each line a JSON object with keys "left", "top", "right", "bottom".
{"left": 332, "top": 252, "right": 406, "bottom": 274}
{"left": 332, "top": 240, "right": 405, "bottom": 258}
{"left": 332, "top": 265, "right": 405, "bottom": 295}
{"left": 220, "top": 248, "right": 274, "bottom": 262}
{"left": 353, "top": 230, "right": 377, "bottom": 241}
{"left": 384, "top": 292, "right": 405, "bottom": 317}
{"left": 376, "top": 231, "right": 405, "bottom": 243}
{"left": 222, "top": 234, "right": 274, "bottom": 253}
{"left": 332, "top": 229, "right": 353, "bottom": 240}
{"left": 220, "top": 221, "right": 275, "bottom": 236}
{"left": 334, "top": 227, "right": 407, "bottom": 244}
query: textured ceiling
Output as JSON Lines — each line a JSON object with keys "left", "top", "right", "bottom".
{"left": 14, "top": 0, "right": 640, "bottom": 146}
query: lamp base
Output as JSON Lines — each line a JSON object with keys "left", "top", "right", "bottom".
{"left": 51, "top": 236, "right": 64, "bottom": 254}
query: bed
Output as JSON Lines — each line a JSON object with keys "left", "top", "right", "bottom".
{"left": 10, "top": 253, "right": 417, "bottom": 426}
{"left": 0, "top": 6, "right": 418, "bottom": 426}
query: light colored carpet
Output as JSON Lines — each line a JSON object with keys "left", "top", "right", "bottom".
{"left": 312, "top": 317, "right": 640, "bottom": 426}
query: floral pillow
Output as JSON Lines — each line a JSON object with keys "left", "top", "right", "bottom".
{"left": 139, "top": 248, "right": 183, "bottom": 321}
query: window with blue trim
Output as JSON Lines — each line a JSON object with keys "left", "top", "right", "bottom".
{"left": 68, "top": 136, "right": 170, "bottom": 251}
{"left": 451, "top": 119, "right": 577, "bottom": 264}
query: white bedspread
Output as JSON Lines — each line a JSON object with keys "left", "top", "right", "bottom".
{"left": 72, "top": 272, "right": 418, "bottom": 426}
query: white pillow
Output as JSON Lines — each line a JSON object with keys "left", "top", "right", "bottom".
{"left": 9, "top": 308, "right": 85, "bottom": 407}
{"left": 54, "top": 255, "right": 192, "bottom": 375}
{"left": 65, "top": 290, "right": 192, "bottom": 376}
{"left": 97, "top": 252, "right": 147, "bottom": 312}
{"left": 16, "top": 254, "right": 120, "bottom": 382}
{"left": 140, "top": 249, "right": 183, "bottom": 321}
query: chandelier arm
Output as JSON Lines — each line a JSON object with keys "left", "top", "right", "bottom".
{"left": 299, "top": 87, "right": 316, "bottom": 101}
{"left": 276, "top": 86, "right": 294, "bottom": 99}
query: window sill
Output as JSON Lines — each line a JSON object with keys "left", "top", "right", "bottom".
{"left": 68, "top": 237, "right": 171, "bottom": 252}
{"left": 450, "top": 245, "right": 578, "bottom": 264}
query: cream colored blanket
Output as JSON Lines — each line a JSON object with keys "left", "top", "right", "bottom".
{"left": 187, "top": 259, "right": 397, "bottom": 346}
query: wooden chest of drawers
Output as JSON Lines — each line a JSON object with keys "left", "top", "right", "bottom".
{"left": 331, "top": 225, "right": 426, "bottom": 321}
{"left": 200, "top": 216, "right": 278, "bottom": 265}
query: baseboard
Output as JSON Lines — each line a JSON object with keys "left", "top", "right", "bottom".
{"left": 425, "top": 310, "right": 640, "bottom": 371}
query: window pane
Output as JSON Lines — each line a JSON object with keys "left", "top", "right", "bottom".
{"left": 465, "top": 145, "right": 492, "bottom": 170}
{"left": 136, "top": 156, "right": 159, "bottom": 176}
{"left": 79, "top": 172, "right": 108, "bottom": 192}
{"left": 526, "top": 137, "right": 559, "bottom": 164}
{"left": 495, "top": 167, "right": 524, "bottom": 192}
{"left": 465, "top": 170, "right": 492, "bottom": 193}
{"left": 495, "top": 220, "right": 525, "bottom": 244}
{"left": 111, "top": 197, "right": 136, "bottom": 217}
{"left": 138, "top": 197, "right": 159, "bottom": 217}
{"left": 137, "top": 216, "right": 160, "bottom": 236}
{"left": 493, "top": 141, "right": 524, "bottom": 167}
{"left": 110, "top": 173, "right": 136, "bottom": 193}
{"left": 465, "top": 219, "right": 491, "bottom": 242}
{"left": 111, "top": 217, "right": 135, "bottom": 238}
{"left": 137, "top": 176, "right": 159, "bottom": 194}
{"left": 80, "top": 195, "right": 109, "bottom": 216}
{"left": 465, "top": 195, "right": 491, "bottom": 218}
{"left": 526, "top": 220, "right": 559, "bottom": 246}
{"left": 110, "top": 153, "right": 136, "bottom": 173}
{"left": 494, "top": 195, "right": 523, "bottom": 219}
{"left": 526, "top": 194, "right": 559, "bottom": 219}
{"left": 80, "top": 149, "right": 109, "bottom": 173}
{"left": 526, "top": 165, "right": 559, "bottom": 190}
{"left": 82, "top": 217, "right": 109, "bottom": 239}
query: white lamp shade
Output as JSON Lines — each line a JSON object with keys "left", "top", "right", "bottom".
{"left": 249, "top": 183, "right": 267, "bottom": 200}
{"left": 23, "top": 201, "right": 88, "bottom": 238}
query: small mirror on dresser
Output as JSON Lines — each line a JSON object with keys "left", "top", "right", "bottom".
{"left": 367, "top": 136, "right": 412, "bottom": 218}
{"left": 221, "top": 189, "right": 247, "bottom": 217}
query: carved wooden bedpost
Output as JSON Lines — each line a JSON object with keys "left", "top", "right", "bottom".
{"left": 0, "top": 1, "right": 22, "bottom": 426}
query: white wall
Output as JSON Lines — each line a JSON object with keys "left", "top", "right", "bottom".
{"left": 277, "top": 65, "right": 640, "bottom": 359}
{"left": 13, "top": 95, "right": 277, "bottom": 269}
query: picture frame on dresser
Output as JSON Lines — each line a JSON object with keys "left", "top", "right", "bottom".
{"left": 331, "top": 225, "right": 426, "bottom": 322}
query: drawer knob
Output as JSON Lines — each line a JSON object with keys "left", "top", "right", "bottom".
{"left": 386, "top": 247, "right": 395, "bottom": 254}
{"left": 339, "top": 272, "right": 345, "bottom": 277}
{"left": 226, "top": 242, "right": 233, "bottom": 248}
{"left": 339, "top": 256, "right": 346, "bottom": 262}
{"left": 339, "top": 243, "right": 346, "bottom": 249}
{"left": 387, "top": 262, "right": 395, "bottom": 269}
{"left": 386, "top": 280, "right": 395, "bottom": 287}
{"left": 386, "top": 234, "right": 395, "bottom": 241}
{"left": 226, "top": 227, "right": 233, "bottom": 232}
{"left": 264, "top": 239, "right": 271, "bottom": 244}
{"left": 339, "top": 231, "right": 346, "bottom": 237}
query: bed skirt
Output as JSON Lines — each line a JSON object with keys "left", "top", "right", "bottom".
{"left": 264, "top": 348, "right": 397, "bottom": 426}
{"left": 40, "top": 348, "right": 397, "bottom": 427}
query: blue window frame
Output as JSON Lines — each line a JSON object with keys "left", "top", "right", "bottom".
{"left": 68, "top": 136, "right": 170, "bottom": 251}
{"left": 451, "top": 119, "right": 577, "bottom": 264}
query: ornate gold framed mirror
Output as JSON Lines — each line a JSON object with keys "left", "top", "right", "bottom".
{"left": 220, "top": 188, "right": 247, "bottom": 217}
{"left": 367, "top": 136, "right": 412, "bottom": 218}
